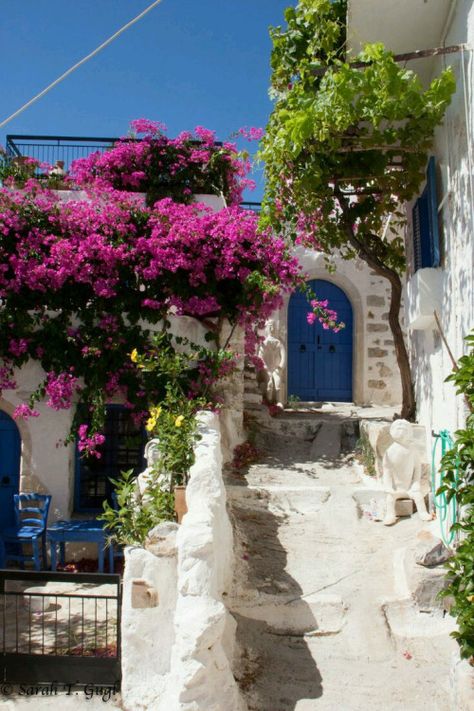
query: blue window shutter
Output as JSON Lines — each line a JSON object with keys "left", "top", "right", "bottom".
{"left": 426, "top": 156, "right": 440, "bottom": 267}
{"left": 412, "top": 199, "right": 422, "bottom": 272}
{"left": 412, "top": 189, "right": 431, "bottom": 271}
{"left": 412, "top": 156, "right": 440, "bottom": 271}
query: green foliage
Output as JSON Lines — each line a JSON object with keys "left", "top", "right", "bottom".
{"left": 132, "top": 332, "right": 236, "bottom": 485}
{"left": 0, "top": 153, "right": 37, "bottom": 186}
{"left": 355, "top": 432, "right": 376, "bottom": 476}
{"left": 437, "top": 332, "right": 474, "bottom": 660}
{"left": 100, "top": 469, "right": 175, "bottom": 546}
{"left": 287, "top": 393, "right": 301, "bottom": 408}
{"left": 146, "top": 396, "right": 200, "bottom": 487}
{"left": 260, "top": 0, "right": 455, "bottom": 269}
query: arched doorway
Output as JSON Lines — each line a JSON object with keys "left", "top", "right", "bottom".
{"left": 287, "top": 279, "right": 353, "bottom": 401}
{"left": 0, "top": 410, "right": 21, "bottom": 530}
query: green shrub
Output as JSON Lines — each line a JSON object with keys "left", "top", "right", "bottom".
{"left": 355, "top": 432, "right": 376, "bottom": 476}
{"left": 438, "top": 332, "right": 474, "bottom": 660}
{"left": 100, "top": 469, "right": 175, "bottom": 547}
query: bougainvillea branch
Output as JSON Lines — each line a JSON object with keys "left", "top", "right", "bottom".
{"left": 0, "top": 119, "right": 342, "bottom": 451}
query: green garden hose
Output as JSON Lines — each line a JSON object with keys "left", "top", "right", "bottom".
{"left": 431, "top": 429, "right": 458, "bottom": 547}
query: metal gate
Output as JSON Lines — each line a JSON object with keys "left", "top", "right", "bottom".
{"left": 0, "top": 570, "right": 121, "bottom": 686}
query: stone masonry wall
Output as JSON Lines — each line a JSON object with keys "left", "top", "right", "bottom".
{"left": 273, "top": 247, "right": 403, "bottom": 407}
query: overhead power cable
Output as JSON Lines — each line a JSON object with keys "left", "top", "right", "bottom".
{"left": 0, "top": 0, "right": 165, "bottom": 130}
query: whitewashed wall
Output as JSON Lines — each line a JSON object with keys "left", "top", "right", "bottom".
{"left": 121, "top": 411, "right": 245, "bottom": 711}
{"left": 404, "top": 1, "right": 474, "bottom": 451}
{"left": 272, "top": 247, "right": 403, "bottom": 406}
{"left": 0, "top": 361, "right": 75, "bottom": 521}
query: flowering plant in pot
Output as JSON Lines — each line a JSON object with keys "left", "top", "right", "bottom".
{"left": 145, "top": 393, "right": 199, "bottom": 523}
{"left": 132, "top": 335, "right": 235, "bottom": 522}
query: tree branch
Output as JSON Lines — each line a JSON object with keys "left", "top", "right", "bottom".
{"left": 312, "top": 45, "right": 463, "bottom": 76}
{"left": 337, "top": 145, "right": 419, "bottom": 154}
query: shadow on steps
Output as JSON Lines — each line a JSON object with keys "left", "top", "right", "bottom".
{"left": 226, "top": 473, "right": 323, "bottom": 711}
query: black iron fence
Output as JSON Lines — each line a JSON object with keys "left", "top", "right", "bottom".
{"left": 0, "top": 569, "right": 121, "bottom": 686}
{"left": 240, "top": 201, "right": 261, "bottom": 213}
{"left": 3, "top": 135, "right": 261, "bottom": 210}
{"left": 5, "top": 135, "right": 119, "bottom": 170}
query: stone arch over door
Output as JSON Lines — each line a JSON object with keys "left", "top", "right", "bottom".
{"left": 0, "top": 409, "right": 21, "bottom": 530}
{"left": 277, "top": 254, "right": 365, "bottom": 405}
{"left": 287, "top": 279, "right": 354, "bottom": 402}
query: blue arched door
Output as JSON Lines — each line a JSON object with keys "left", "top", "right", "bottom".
{"left": 288, "top": 279, "right": 353, "bottom": 401}
{"left": 0, "top": 411, "right": 21, "bottom": 531}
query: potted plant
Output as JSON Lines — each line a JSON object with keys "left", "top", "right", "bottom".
{"left": 145, "top": 393, "right": 200, "bottom": 523}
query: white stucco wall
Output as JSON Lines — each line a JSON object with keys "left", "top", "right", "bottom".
{"left": 121, "top": 411, "right": 244, "bottom": 711}
{"left": 0, "top": 360, "right": 75, "bottom": 521}
{"left": 272, "top": 247, "right": 403, "bottom": 407}
{"left": 404, "top": 1, "right": 474, "bottom": 450}
{"left": 121, "top": 542, "right": 178, "bottom": 708}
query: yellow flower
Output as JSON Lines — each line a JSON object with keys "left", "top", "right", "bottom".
{"left": 175, "top": 415, "right": 185, "bottom": 428}
{"left": 130, "top": 348, "right": 138, "bottom": 363}
{"left": 145, "top": 406, "right": 162, "bottom": 432}
{"left": 146, "top": 417, "right": 156, "bottom": 432}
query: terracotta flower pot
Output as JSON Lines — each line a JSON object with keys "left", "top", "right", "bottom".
{"left": 174, "top": 485, "right": 188, "bottom": 523}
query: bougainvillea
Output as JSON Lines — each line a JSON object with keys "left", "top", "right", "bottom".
{"left": 0, "top": 120, "right": 340, "bottom": 451}
{"left": 0, "top": 181, "right": 301, "bottom": 448}
{"left": 70, "top": 120, "right": 254, "bottom": 206}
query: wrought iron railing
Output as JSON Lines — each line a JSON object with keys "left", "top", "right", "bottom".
{"left": 3, "top": 135, "right": 261, "bottom": 210}
{"left": 240, "top": 201, "right": 261, "bottom": 213}
{"left": 5, "top": 135, "right": 119, "bottom": 170}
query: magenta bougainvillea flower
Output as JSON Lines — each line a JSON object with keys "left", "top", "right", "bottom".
{"left": 0, "top": 119, "right": 339, "bottom": 445}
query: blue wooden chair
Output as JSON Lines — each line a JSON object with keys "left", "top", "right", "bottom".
{"left": 2, "top": 493, "right": 52, "bottom": 570}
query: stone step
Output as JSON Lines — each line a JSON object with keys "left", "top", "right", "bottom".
{"left": 229, "top": 592, "right": 346, "bottom": 636}
{"left": 227, "top": 485, "right": 331, "bottom": 516}
{"left": 244, "top": 402, "right": 264, "bottom": 412}
{"left": 243, "top": 392, "right": 263, "bottom": 405}
{"left": 244, "top": 383, "right": 261, "bottom": 395}
{"left": 310, "top": 422, "right": 341, "bottom": 460}
{"left": 380, "top": 598, "right": 457, "bottom": 657}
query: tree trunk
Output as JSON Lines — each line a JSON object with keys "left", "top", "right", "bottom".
{"left": 385, "top": 271, "right": 416, "bottom": 421}
{"left": 340, "top": 220, "right": 416, "bottom": 420}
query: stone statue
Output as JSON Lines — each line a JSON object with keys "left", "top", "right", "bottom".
{"left": 136, "top": 438, "right": 170, "bottom": 500}
{"left": 258, "top": 320, "right": 285, "bottom": 406}
{"left": 382, "top": 419, "right": 432, "bottom": 526}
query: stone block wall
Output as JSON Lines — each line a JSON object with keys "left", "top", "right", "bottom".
{"left": 272, "top": 247, "right": 403, "bottom": 407}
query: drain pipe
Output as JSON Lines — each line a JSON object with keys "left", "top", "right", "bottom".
{"left": 441, "top": 0, "right": 457, "bottom": 46}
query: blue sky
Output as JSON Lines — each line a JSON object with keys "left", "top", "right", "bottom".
{"left": 1, "top": 0, "right": 293, "bottom": 199}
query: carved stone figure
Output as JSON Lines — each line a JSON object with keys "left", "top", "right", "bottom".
{"left": 258, "top": 321, "right": 285, "bottom": 405}
{"left": 136, "top": 438, "right": 170, "bottom": 500}
{"left": 382, "top": 419, "right": 432, "bottom": 526}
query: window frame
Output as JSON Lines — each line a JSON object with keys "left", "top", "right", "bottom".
{"left": 74, "top": 403, "right": 147, "bottom": 514}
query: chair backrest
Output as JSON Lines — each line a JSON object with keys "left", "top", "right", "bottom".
{"left": 14, "top": 493, "right": 52, "bottom": 530}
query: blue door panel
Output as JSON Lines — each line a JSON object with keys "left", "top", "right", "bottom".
{"left": 288, "top": 280, "right": 353, "bottom": 401}
{"left": 0, "top": 411, "right": 21, "bottom": 531}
